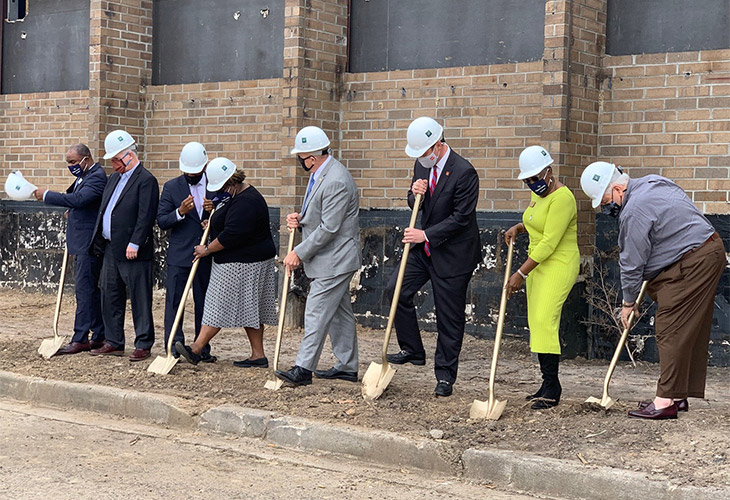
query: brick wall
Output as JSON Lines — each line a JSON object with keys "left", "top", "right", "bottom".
{"left": 340, "top": 63, "right": 544, "bottom": 210}
{"left": 144, "top": 80, "right": 284, "bottom": 198}
{"left": 600, "top": 48, "right": 730, "bottom": 213}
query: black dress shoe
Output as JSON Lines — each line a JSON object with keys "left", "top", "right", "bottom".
{"left": 386, "top": 350, "right": 426, "bottom": 366}
{"left": 531, "top": 398, "right": 559, "bottom": 410}
{"left": 314, "top": 367, "right": 358, "bottom": 382}
{"left": 175, "top": 341, "right": 201, "bottom": 366}
{"left": 434, "top": 380, "right": 453, "bottom": 397}
{"left": 525, "top": 382, "right": 546, "bottom": 401}
{"left": 200, "top": 353, "right": 218, "bottom": 364}
{"left": 628, "top": 402, "right": 678, "bottom": 420}
{"left": 275, "top": 365, "right": 312, "bottom": 386}
{"left": 639, "top": 398, "right": 688, "bottom": 412}
{"left": 233, "top": 357, "right": 268, "bottom": 368}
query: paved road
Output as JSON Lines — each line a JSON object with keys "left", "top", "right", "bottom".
{"left": 0, "top": 400, "right": 550, "bottom": 500}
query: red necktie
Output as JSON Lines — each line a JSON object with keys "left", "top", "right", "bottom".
{"left": 424, "top": 165, "right": 438, "bottom": 257}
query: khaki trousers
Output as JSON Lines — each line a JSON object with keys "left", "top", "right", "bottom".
{"left": 645, "top": 234, "right": 725, "bottom": 399}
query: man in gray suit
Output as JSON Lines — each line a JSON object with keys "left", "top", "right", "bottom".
{"left": 277, "top": 126, "right": 362, "bottom": 386}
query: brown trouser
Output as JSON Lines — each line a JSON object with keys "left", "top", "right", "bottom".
{"left": 645, "top": 234, "right": 725, "bottom": 399}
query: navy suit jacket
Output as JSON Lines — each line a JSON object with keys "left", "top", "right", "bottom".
{"left": 90, "top": 163, "right": 159, "bottom": 261}
{"left": 44, "top": 163, "right": 107, "bottom": 255}
{"left": 157, "top": 175, "right": 213, "bottom": 268}
{"left": 407, "top": 148, "right": 482, "bottom": 278}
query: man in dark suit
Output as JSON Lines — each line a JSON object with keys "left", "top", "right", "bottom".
{"left": 90, "top": 130, "right": 159, "bottom": 362}
{"left": 33, "top": 144, "right": 107, "bottom": 354}
{"left": 386, "top": 117, "right": 481, "bottom": 397}
{"left": 157, "top": 142, "right": 215, "bottom": 362}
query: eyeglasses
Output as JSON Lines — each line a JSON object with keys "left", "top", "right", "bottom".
{"left": 522, "top": 168, "right": 549, "bottom": 185}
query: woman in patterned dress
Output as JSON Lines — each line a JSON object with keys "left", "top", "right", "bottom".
{"left": 504, "top": 146, "right": 580, "bottom": 409}
{"left": 176, "top": 159, "right": 277, "bottom": 368}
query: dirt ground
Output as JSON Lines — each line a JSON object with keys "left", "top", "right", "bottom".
{"left": 0, "top": 288, "right": 728, "bottom": 488}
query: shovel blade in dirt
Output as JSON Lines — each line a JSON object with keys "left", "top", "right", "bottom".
{"left": 264, "top": 377, "right": 283, "bottom": 391}
{"left": 469, "top": 397, "right": 507, "bottom": 420}
{"left": 361, "top": 361, "right": 397, "bottom": 400}
{"left": 147, "top": 354, "right": 179, "bottom": 375}
{"left": 37, "top": 335, "right": 67, "bottom": 360}
{"left": 584, "top": 395, "right": 615, "bottom": 410}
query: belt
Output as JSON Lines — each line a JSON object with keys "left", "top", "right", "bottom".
{"left": 681, "top": 232, "right": 719, "bottom": 260}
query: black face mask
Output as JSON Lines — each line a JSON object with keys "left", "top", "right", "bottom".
{"left": 601, "top": 202, "right": 622, "bottom": 218}
{"left": 185, "top": 173, "right": 203, "bottom": 185}
{"left": 298, "top": 155, "right": 315, "bottom": 172}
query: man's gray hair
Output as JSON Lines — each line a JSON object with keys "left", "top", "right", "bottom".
{"left": 603, "top": 168, "right": 629, "bottom": 197}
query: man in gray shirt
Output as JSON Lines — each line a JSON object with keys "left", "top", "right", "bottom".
{"left": 581, "top": 162, "right": 725, "bottom": 420}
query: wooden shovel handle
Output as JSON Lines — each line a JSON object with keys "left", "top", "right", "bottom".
{"left": 52, "top": 245, "right": 69, "bottom": 339}
{"left": 600, "top": 280, "right": 649, "bottom": 397}
{"left": 271, "top": 229, "right": 296, "bottom": 372}
{"left": 487, "top": 239, "right": 514, "bottom": 407}
{"left": 164, "top": 208, "right": 216, "bottom": 357}
{"left": 380, "top": 193, "right": 423, "bottom": 364}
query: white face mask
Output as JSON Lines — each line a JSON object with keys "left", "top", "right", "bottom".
{"left": 417, "top": 145, "right": 439, "bottom": 169}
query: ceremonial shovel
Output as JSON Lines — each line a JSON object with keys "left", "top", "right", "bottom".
{"left": 362, "top": 193, "right": 422, "bottom": 400}
{"left": 585, "top": 280, "right": 648, "bottom": 410}
{"left": 264, "top": 229, "right": 296, "bottom": 391}
{"left": 148, "top": 208, "right": 215, "bottom": 375}
{"left": 38, "top": 245, "right": 69, "bottom": 359}
{"left": 470, "top": 238, "right": 514, "bottom": 420}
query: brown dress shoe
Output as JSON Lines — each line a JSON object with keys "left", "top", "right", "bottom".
{"left": 90, "top": 343, "right": 124, "bottom": 356}
{"left": 89, "top": 340, "right": 106, "bottom": 350}
{"left": 639, "top": 398, "right": 688, "bottom": 412}
{"left": 57, "top": 342, "right": 91, "bottom": 355}
{"left": 129, "top": 348, "right": 151, "bottom": 362}
{"left": 628, "top": 402, "right": 678, "bottom": 420}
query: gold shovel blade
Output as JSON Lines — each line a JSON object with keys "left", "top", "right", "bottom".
{"left": 361, "top": 361, "right": 397, "bottom": 400}
{"left": 38, "top": 336, "right": 67, "bottom": 360}
{"left": 264, "top": 378, "right": 284, "bottom": 391}
{"left": 584, "top": 395, "right": 615, "bottom": 410}
{"left": 147, "top": 354, "right": 178, "bottom": 375}
{"left": 470, "top": 398, "right": 506, "bottom": 420}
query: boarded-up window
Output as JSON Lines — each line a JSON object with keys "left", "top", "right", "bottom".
{"left": 152, "top": 0, "right": 284, "bottom": 85}
{"left": 607, "top": 0, "right": 730, "bottom": 55}
{"left": 348, "top": 0, "right": 545, "bottom": 73}
{"left": 2, "top": 0, "right": 90, "bottom": 94}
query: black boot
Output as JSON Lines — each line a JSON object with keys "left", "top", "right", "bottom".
{"left": 531, "top": 353, "right": 561, "bottom": 410}
{"left": 525, "top": 353, "right": 548, "bottom": 401}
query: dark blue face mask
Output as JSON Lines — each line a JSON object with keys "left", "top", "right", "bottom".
{"left": 211, "top": 192, "right": 231, "bottom": 207}
{"left": 525, "top": 169, "right": 551, "bottom": 197}
{"left": 67, "top": 157, "right": 87, "bottom": 177}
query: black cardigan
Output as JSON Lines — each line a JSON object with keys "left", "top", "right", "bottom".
{"left": 209, "top": 186, "right": 276, "bottom": 264}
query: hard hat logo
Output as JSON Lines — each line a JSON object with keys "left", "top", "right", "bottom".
{"left": 117, "top": 136, "right": 124, "bottom": 142}
{"left": 593, "top": 174, "right": 601, "bottom": 182}
{"left": 425, "top": 130, "right": 432, "bottom": 137}
{"left": 541, "top": 150, "right": 547, "bottom": 157}
{"left": 302, "top": 137, "right": 307, "bottom": 143}
{"left": 221, "top": 165, "right": 228, "bottom": 171}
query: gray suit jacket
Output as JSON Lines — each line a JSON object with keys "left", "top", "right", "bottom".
{"left": 295, "top": 157, "right": 361, "bottom": 279}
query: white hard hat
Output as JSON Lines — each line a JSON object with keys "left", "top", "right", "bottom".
{"left": 518, "top": 145, "right": 554, "bottom": 180}
{"left": 179, "top": 142, "right": 208, "bottom": 174}
{"left": 5, "top": 171, "right": 38, "bottom": 200}
{"left": 290, "top": 126, "right": 330, "bottom": 155}
{"left": 207, "top": 157, "right": 237, "bottom": 191}
{"left": 581, "top": 161, "right": 617, "bottom": 208}
{"left": 103, "top": 129, "right": 136, "bottom": 160}
{"left": 405, "top": 117, "right": 443, "bottom": 158}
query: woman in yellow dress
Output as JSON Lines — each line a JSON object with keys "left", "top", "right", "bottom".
{"left": 504, "top": 145, "right": 580, "bottom": 409}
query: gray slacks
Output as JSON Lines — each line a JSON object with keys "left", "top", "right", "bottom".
{"left": 295, "top": 271, "right": 358, "bottom": 372}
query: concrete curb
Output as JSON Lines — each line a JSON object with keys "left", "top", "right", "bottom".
{"left": 200, "top": 404, "right": 454, "bottom": 473}
{"left": 1, "top": 370, "right": 728, "bottom": 500}
{"left": 0, "top": 371, "right": 194, "bottom": 427}
{"left": 462, "top": 449, "right": 730, "bottom": 500}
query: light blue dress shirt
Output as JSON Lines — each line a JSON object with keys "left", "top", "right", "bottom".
{"left": 102, "top": 163, "right": 140, "bottom": 249}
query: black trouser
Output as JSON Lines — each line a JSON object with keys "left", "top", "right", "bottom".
{"left": 100, "top": 243, "right": 155, "bottom": 350}
{"left": 386, "top": 247, "right": 472, "bottom": 384}
{"left": 71, "top": 254, "right": 105, "bottom": 344}
{"left": 164, "top": 262, "right": 211, "bottom": 356}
